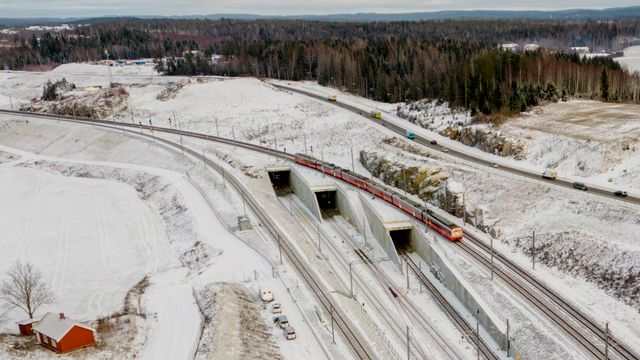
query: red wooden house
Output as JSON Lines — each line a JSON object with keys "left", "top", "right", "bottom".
{"left": 32, "top": 312, "right": 95, "bottom": 353}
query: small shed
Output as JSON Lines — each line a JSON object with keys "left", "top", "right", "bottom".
{"left": 237, "top": 215, "right": 252, "bottom": 231}
{"left": 33, "top": 312, "right": 95, "bottom": 353}
{"left": 16, "top": 318, "right": 39, "bottom": 335}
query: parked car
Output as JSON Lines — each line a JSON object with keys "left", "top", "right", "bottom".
{"left": 273, "top": 315, "right": 289, "bottom": 329}
{"left": 283, "top": 326, "right": 297, "bottom": 340}
{"left": 573, "top": 182, "right": 588, "bottom": 191}
{"left": 441, "top": 147, "right": 449, "bottom": 153}
{"left": 614, "top": 190, "right": 628, "bottom": 197}
{"left": 430, "top": 139, "right": 437, "bottom": 145}
{"left": 272, "top": 303, "right": 282, "bottom": 314}
{"left": 261, "top": 289, "right": 274, "bottom": 303}
{"left": 492, "top": 163, "right": 499, "bottom": 168}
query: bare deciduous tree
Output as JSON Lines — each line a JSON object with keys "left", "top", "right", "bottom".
{"left": 0, "top": 261, "right": 55, "bottom": 319}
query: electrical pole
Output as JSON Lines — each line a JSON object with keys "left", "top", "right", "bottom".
{"left": 532, "top": 229, "right": 536, "bottom": 270}
{"left": 9, "top": 97, "right": 13, "bottom": 110}
{"left": 202, "top": 149, "right": 206, "bottom": 169}
{"left": 221, "top": 167, "right": 226, "bottom": 188}
{"left": 215, "top": 118, "right": 219, "bottom": 137}
{"left": 303, "top": 134, "right": 307, "bottom": 154}
{"left": 406, "top": 326, "right": 410, "bottom": 360}
{"left": 278, "top": 236, "right": 283, "bottom": 264}
{"left": 232, "top": 126, "right": 235, "bottom": 141}
{"left": 351, "top": 146, "right": 355, "bottom": 171}
{"left": 406, "top": 262, "right": 410, "bottom": 291}
{"left": 289, "top": 195, "right": 293, "bottom": 215}
{"left": 331, "top": 305, "right": 335, "bottom": 344}
{"left": 363, "top": 216, "right": 367, "bottom": 248}
{"left": 506, "top": 319, "right": 510, "bottom": 357}
{"left": 490, "top": 236, "right": 494, "bottom": 280}
{"left": 349, "top": 262, "right": 353, "bottom": 298}
{"left": 462, "top": 191, "right": 466, "bottom": 225}
{"left": 317, "top": 224, "right": 321, "bottom": 253}
{"left": 605, "top": 321, "right": 609, "bottom": 359}
{"left": 476, "top": 318, "right": 480, "bottom": 360}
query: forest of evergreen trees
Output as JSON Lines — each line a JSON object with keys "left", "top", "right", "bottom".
{"left": 1, "top": 18, "right": 639, "bottom": 115}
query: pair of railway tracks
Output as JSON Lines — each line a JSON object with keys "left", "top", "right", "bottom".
{"left": 0, "top": 110, "right": 374, "bottom": 360}
{"left": 458, "top": 232, "right": 637, "bottom": 360}
{"left": 4, "top": 109, "right": 639, "bottom": 360}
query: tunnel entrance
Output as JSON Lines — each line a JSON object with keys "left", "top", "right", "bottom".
{"left": 315, "top": 190, "right": 338, "bottom": 218}
{"left": 389, "top": 228, "right": 413, "bottom": 253}
{"left": 267, "top": 170, "right": 291, "bottom": 196}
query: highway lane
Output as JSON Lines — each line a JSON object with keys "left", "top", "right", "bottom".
{"left": 271, "top": 83, "right": 640, "bottom": 206}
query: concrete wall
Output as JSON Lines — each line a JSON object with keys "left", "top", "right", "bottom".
{"left": 411, "top": 230, "right": 523, "bottom": 358}
{"left": 335, "top": 187, "right": 360, "bottom": 229}
{"left": 358, "top": 193, "right": 402, "bottom": 267}
{"left": 290, "top": 168, "right": 323, "bottom": 221}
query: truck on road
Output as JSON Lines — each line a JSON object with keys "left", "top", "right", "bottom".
{"left": 542, "top": 169, "right": 558, "bottom": 180}
{"left": 406, "top": 131, "right": 415, "bottom": 140}
{"left": 370, "top": 111, "right": 382, "bottom": 119}
{"left": 328, "top": 95, "right": 337, "bottom": 102}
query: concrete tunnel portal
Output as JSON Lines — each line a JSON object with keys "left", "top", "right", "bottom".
{"left": 315, "top": 190, "right": 338, "bottom": 218}
{"left": 267, "top": 168, "right": 292, "bottom": 196}
{"left": 389, "top": 228, "right": 414, "bottom": 253}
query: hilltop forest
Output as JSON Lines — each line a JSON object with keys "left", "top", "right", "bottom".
{"left": 1, "top": 19, "right": 640, "bottom": 115}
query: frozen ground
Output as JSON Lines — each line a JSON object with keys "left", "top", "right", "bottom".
{"left": 615, "top": 45, "right": 640, "bottom": 74}
{"left": 0, "top": 118, "right": 331, "bottom": 359}
{"left": 1, "top": 63, "right": 639, "bottom": 358}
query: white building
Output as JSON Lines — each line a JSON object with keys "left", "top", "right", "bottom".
{"left": 499, "top": 43, "right": 520, "bottom": 52}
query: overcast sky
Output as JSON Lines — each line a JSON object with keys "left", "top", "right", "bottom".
{"left": 1, "top": 0, "right": 639, "bottom": 18}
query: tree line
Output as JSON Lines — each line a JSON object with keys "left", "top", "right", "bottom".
{"left": 1, "top": 18, "right": 639, "bottom": 115}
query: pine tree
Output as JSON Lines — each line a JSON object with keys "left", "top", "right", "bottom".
{"left": 600, "top": 69, "right": 610, "bottom": 102}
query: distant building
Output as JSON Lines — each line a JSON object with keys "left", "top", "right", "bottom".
{"left": 584, "top": 51, "right": 612, "bottom": 59}
{"left": 33, "top": 312, "right": 95, "bottom": 353}
{"left": 523, "top": 44, "right": 540, "bottom": 52}
{"left": 570, "top": 47, "right": 590, "bottom": 55}
{"left": 499, "top": 43, "right": 520, "bottom": 52}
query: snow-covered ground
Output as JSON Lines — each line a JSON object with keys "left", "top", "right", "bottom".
{"left": 1, "top": 63, "right": 639, "bottom": 358}
{"left": 0, "top": 116, "right": 331, "bottom": 359}
{"left": 616, "top": 45, "right": 640, "bottom": 74}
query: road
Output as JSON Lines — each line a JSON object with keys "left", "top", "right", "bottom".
{"left": 270, "top": 82, "right": 640, "bottom": 206}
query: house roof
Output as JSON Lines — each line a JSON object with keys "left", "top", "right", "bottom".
{"left": 15, "top": 317, "right": 40, "bottom": 325}
{"left": 32, "top": 312, "right": 94, "bottom": 341}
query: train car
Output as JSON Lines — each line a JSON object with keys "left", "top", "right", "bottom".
{"left": 423, "top": 210, "right": 463, "bottom": 241}
{"left": 294, "top": 153, "right": 464, "bottom": 241}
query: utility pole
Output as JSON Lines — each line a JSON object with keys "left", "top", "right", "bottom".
{"left": 221, "top": 167, "right": 226, "bottom": 188}
{"left": 490, "top": 236, "right": 494, "bottom": 281}
{"left": 232, "top": 126, "right": 236, "bottom": 142}
{"left": 202, "top": 149, "right": 207, "bottom": 169}
{"left": 303, "top": 134, "right": 307, "bottom": 154}
{"left": 532, "top": 229, "right": 536, "bottom": 270}
{"left": 317, "top": 224, "right": 321, "bottom": 253}
{"left": 418, "top": 261, "right": 422, "bottom": 293}
{"left": 506, "top": 319, "right": 510, "bottom": 357}
{"left": 476, "top": 318, "right": 480, "bottom": 360}
{"left": 215, "top": 118, "right": 219, "bottom": 137}
{"left": 289, "top": 195, "right": 293, "bottom": 215}
{"left": 362, "top": 216, "right": 368, "bottom": 248}
{"left": 349, "top": 262, "right": 354, "bottom": 298}
{"left": 278, "top": 236, "right": 283, "bottom": 265}
{"left": 406, "top": 262, "right": 410, "bottom": 291}
{"left": 242, "top": 196, "right": 246, "bottom": 216}
{"left": 462, "top": 191, "right": 466, "bottom": 225}
{"left": 331, "top": 305, "right": 335, "bottom": 344}
{"left": 9, "top": 97, "right": 13, "bottom": 110}
{"left": 406, "top": 326, "right": 410, "bottom": 360}
{"left": 605, "top": 321, "right": 609, "bottom": 359}
{"left": 350, "top": 146, "right": 355, "bottom": 171}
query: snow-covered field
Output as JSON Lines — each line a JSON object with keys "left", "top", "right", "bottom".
{"left": 1, "top": 62, "right": 639, "bottom": 358}
{"left": 616, "top": 45, "right": 640, "bottom": 74}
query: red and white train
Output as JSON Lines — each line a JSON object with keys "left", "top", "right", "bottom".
{"left": 294, "top": 153, "right": 464, "bottom": 241}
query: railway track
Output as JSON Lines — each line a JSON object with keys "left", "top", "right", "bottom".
{"left": 397, "top": 251, "right": 499, "bottom": 360}
{"left": 270, "top": 83, "right": 640, "bottom": 206}
{"left": 3, "top": 109, "right": 639, "bottom": 359}
{"left": 459, "top": 233, "right": 638, "bottom": 360}
{"left": 0, "top": 111, "right": 374, "bottom": 360}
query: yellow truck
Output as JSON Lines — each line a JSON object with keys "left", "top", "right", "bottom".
{"left": 328, "top": 95, "right": 337, "bottom": 102}
{"left": 370, "top": 111, "right": 382, "bottom": 119}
